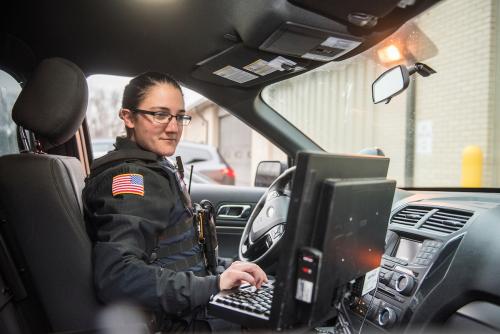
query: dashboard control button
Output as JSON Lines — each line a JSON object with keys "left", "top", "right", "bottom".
{"left": 378, "top": 307, "right": 397, "bottom": 328}
{"left": 417, "top": 258, "right": 428, "bottom": 265}
{"left": 381, "top": 271, "right": 393, "bottom": 285}
{"left": 395, "top": 274, "right": 415, "bottom": 296}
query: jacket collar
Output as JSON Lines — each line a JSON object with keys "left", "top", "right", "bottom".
{"left": 112, "top": 136, "right": 159, "bottom": 159}
{"left": 115, "top": 136, "right": 146, "bottom": 151}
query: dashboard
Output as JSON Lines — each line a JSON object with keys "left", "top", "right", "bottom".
{"left": 350, "top": 189, "right": 500, "bottom": 332}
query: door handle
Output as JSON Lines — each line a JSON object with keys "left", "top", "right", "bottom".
{"left": 217, "top": 204, "right": 252, "bottom": 219}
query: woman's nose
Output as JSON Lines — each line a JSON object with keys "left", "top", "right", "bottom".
{"left": 165, "top": 118, "right": 179, "bottom": 132}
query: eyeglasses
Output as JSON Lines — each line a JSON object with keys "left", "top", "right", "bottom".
{"left": 130, "top": 108, "right": 192, "bottom": 126}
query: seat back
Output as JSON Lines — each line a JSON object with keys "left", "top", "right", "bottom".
{"left": 0, "top": 58, "right": 101, "bottom": 332}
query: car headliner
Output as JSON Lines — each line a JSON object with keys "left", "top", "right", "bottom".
{"left": 2, "top": 0, "right": 440, "bottom": 156}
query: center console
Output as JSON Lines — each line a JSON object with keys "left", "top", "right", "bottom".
{"left": 350, "top": 235, "right": 444, "bottom": 330}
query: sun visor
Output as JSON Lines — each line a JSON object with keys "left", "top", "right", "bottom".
{"left": 259, "top": 22, "right": 363, "bottom": 62}
{"left": 192, "top": 44, "right": 311, "bottom": 87}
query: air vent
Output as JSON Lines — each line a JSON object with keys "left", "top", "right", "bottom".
{"left": 420, "top": 209, "right": 473, "bottom": 234}
{"left": 391, "top": 206, "right": 432, "bottom": 226}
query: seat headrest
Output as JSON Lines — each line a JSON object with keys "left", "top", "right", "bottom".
{"left": 13, "top": 58, "right": 88, "bottom": 148}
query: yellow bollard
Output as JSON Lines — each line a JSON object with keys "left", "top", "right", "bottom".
{"left": 461, "top": 145, "right": 483, "bottom": 187}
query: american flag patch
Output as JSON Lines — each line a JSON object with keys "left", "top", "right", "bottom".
{"left": 112, "top": 173, "right": 144, "bottom": 196}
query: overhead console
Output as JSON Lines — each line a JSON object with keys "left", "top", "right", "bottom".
{"left": 191, "top": 20, "right": 364, "bottom": 88}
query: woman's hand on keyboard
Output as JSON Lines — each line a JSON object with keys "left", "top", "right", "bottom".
{"left": 219, "top": 261, "right": 268, "bottom": 290}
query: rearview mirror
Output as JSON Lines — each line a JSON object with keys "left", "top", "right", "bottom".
{"left": 254, "top": 161, "right": 287, "bottom": 187}
{"left": 372, "top": 62, "right": 436, "bottom": 104}
{"left": 372, "top": 65, "right": 409, "bottom": 104}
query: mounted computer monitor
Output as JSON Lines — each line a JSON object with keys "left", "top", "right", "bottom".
{"left": 271, "top": 151, "right": 395, "bottom": 329}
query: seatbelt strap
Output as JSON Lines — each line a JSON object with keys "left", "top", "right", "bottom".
{"left": 158, "top": 158, "right": 192, "bottom": 209}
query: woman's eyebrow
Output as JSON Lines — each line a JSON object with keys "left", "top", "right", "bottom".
{"left": 150, "top": 107, "right": 186, "bottom": 114}
{"left": 150, "top": 106, "right": 171, "bottom": 112}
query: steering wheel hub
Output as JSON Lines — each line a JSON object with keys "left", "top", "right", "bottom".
{"left": 266, "top": 206, "right": 275, "bottom": 218}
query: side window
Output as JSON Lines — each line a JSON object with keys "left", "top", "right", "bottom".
{"left": 86, "top": 75, "right": 286, "bottom": 186}
{"left": 0, "top": 70, "right": 22, "bottom": 156}
{"left": 175, "top": 145, "right": 212, "bottom": 164}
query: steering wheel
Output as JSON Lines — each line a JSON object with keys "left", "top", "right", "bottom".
{"left": 238, "top": 166, "right": 295, "bottom": 267}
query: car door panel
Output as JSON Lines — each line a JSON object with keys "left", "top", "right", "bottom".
{"left": 214, "top": 203, "right": 254, "bottom": 259}
{"left": 190, "top": 184, "right": 266, "bottom": 259}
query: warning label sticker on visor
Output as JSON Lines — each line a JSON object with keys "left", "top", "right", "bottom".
{"left": 213, "top": 65, "right": 258, "bottom": 83}
{"left": 243, "top": 59, "right": 278, "bottom": 76}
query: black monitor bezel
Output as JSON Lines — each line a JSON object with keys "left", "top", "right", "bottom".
{"left": 271, "top": 151, "right": 391, "bottom": 329}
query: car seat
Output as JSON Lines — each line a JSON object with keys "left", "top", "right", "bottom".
{"left": 0, "top": 58, "right": 101, "bottom": 332}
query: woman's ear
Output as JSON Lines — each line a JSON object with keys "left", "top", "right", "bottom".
{"left": 119, "top": 108, "right": 135, "bottom": 129}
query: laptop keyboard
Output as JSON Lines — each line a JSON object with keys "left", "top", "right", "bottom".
{"left": 209, "top": 280, "right": 275, "bottom": 321}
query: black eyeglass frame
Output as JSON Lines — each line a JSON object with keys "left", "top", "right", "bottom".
{"left": 129, "top": 108, "right": 192, "bottom": 125}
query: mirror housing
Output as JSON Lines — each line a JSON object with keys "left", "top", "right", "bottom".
{"left": 254, "top": 161, "right": 287, "bottom": 187}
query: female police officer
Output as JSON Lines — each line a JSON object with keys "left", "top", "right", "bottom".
{"left": 83, "top": 72, "right": 267, "bottom": 331}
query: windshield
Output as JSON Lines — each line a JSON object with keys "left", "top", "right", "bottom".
{"left": 262, "top": 0, "right": 500, "bottom": 189}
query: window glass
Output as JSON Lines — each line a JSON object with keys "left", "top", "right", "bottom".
{"left": 262, "top": 0, "right": 500, "bottom": 188}
{"left": 174, "top": 145, "right": 213, "bottom": 163}
{"left": 0, "top": 70, "right": 22, "bottom": 156}
{"left": 87, "top": 75, "right": 286, "bottom": 186}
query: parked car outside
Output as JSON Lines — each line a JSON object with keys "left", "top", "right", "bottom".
{"left": 185, "top": 169, "right": 216, "bottom": 185}
{"left": 91, "top": 139, "right": 232, "bottom": 184}
{"left": 174, "top": 141, "right": 235, "bottom": 185}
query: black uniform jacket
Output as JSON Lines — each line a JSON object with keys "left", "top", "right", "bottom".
{"left": 83, "top": 137, "right": 219, "bottom": 316}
